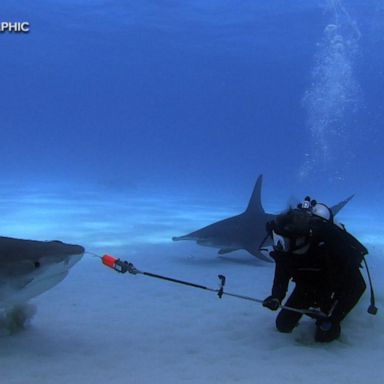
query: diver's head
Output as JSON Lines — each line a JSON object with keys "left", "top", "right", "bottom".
{"left": 312, "top": 202, "right": 333, "bottom": 222}
{"left": 271, "top": 208, "right": 312, "bottom": 254}
{"left": 297, "top": 196, "right": 333, "bottom": 223}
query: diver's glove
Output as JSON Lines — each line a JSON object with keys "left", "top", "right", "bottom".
{"left": 315, "top": 319, "right": 341, "bottom": 342}
{"left": 262, "top": 296, "right": 281, "bottom": 311}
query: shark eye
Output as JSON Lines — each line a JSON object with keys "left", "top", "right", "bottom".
{"left": 34, "top": 261, "right": 41, "bottom": 268}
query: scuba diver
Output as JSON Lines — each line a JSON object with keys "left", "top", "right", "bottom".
{"left": 262, "top": 196, "right": 373, "bottom": 342}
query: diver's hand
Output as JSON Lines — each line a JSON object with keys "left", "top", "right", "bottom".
{"left": 262, "top": 296, "right": 281, "bottom": 311}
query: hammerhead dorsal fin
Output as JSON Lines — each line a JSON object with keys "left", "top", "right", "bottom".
{"left": 245, "top": 175, "right": 265, "bottom": 214}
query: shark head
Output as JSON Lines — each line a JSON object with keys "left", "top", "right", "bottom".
{"left": 173, "top": 175, "right": 353, "bottom": 261}
{"left": 0, "top": 237, "right": 84, "bottom": 309}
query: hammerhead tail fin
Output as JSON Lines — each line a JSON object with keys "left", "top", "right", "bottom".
{"left": 331, "top": 194, "right": 354, "bottom": 216}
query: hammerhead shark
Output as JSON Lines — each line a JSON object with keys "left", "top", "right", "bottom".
{"left": 0, "top": 237, "right": 84, "bottom": 310}
{"left": 173, "top": 175, "right": 353, "bottom": 261}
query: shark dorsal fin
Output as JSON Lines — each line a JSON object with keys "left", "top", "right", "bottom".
{"left": 245, "top": 175, "right": 265, "bottom": 214}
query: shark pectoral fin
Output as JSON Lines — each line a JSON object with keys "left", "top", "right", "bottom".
{"left": 172, "top": 235, "right": 191, "bottom": 241}
{"left": 218, "top": 248, "right": 239, "bottom": 255}
{"left": 246, "top": 246, "right": 274, "bottom": 262}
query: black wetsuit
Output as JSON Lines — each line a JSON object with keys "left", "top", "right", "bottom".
{"left": 269, "top": 213, "right": 366, "bottom": 333}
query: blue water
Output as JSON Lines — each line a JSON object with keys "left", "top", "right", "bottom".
{"left": 1, "top": 0, "right": 384, "bottom": 238}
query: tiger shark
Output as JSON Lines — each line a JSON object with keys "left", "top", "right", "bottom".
{"left": 173, "top": 175, "right": 353, "bottom": 261}
{"left": 0, "top": 237, "right": 84, "bottom": 311}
